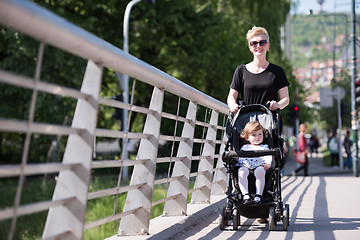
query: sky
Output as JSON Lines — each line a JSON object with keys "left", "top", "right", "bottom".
{"left": 292, "top": 0, "right": 358, "bottom": 14}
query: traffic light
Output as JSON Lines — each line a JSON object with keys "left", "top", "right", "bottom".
{"left": 293, "top": 104, "right": 299, "bottom": 118}
{"left": 288, "top": 104, "right": 299, "bottom": 119}
{"left": 355, "top": 77, "right": 360, "bottom": 108}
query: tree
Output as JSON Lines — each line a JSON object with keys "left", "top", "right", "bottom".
{"left": 0, "top": 0, "right": 293, "bottom": 163}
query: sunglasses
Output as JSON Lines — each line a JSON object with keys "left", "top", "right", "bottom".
{"left": 250, "top": 40, "right": 268, "bottom": 47}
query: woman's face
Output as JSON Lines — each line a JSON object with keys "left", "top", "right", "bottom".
{"left": 249, "top": 35, "right": 269, "bottom": 56}
{"left": 248, "top": 129, "right": 264, "bottom": 145}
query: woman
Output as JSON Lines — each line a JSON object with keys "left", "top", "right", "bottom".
{"left": 227, "top": 26, "right": 289, "bottom": 113}
{"left": 292, "top": 123, "right": 309, "bottom": 176}
{"left": 227, "top": 26, "right": 290, "bottom": 223}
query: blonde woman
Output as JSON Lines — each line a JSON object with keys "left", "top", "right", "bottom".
{"left": 227, "top": 26, "right": 289, "bottom": 114}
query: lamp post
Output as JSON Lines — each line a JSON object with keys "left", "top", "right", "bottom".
{"left": 350, "top": 0, "right": 359, "bottom": 177}
{"left": 118, "top": 0, "right": 155, "bottom": 181}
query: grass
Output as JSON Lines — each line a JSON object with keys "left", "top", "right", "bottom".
{"left": 0, "top": 176, "right": 56, "bottom": 240}
{"left": 0, "top": 176, "right": 193, "bottom": 240}
{"left": 321, "top": 148, "right": 332, "bottom": 166}
{"left": 320, "top": 146, "right": 346, "bottom": 167}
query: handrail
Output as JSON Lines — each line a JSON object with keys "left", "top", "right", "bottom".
{"left": 0, "top": 0, "right": 228, "bottom": 114}
{"left": 0, "top": 0, "right": 229, "bottom": 239}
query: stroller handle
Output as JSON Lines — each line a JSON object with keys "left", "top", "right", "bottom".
{"left": 226, "top": 148, "right": 281, "bottom": 158}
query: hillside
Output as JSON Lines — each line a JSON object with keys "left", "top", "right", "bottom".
{"left": 290, "top": 13, "right": 350, "bottom": 69}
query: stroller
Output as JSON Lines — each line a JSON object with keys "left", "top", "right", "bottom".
{"left": 220, "top": 104, "right": 290, "bottom": 231}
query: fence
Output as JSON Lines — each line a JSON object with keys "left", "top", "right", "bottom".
{"left": 0, "top": 0, "right": 228, "bottom": 239}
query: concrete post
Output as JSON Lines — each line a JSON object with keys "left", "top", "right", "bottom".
{"left": 211, "top": 132, "right": 228, "bottom": 195}
{"left": 163, "top": 101, "right": 197, "bottom": 216}
{"left": 43, "top": 61, "right": 103, "bottom": 239}
{"left": 191, "top": 110, "right": 218, "bottom": 203}
{"left": 118, "top": 86, "right": 164, "bottom": 235}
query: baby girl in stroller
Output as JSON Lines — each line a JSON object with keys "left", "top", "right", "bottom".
{"left": 237, "top": 121, "right": 272, "bottom": 205}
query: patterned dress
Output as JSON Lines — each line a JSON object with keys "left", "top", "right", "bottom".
{"left": 237, "top": 144, "right": 272, "bottom": 169}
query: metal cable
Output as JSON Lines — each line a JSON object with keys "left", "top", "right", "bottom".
{"left": 193, "top": 107, "right": 209, "bottom": 188}
{"left": 112, "top": 78, "right": 137, "bottom": 215}
{"left": 164, "top": 96, "right": 181, "bottom": 198}
{"left": 8, "top": 42, "right": 45, "bottom": 240}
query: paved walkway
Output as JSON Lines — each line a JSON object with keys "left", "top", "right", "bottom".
{"left": 171, "top": 175, "right": 360, "bottom": 240}
{"left": 108, "top": 154, "right": 358, "bottom": 240}
{"left": 282, "top": 153, "right": 353, "bottom": 176}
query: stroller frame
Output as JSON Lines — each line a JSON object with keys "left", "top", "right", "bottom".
{"left": 220, "top": 104, "right": 290, "bottom": 231}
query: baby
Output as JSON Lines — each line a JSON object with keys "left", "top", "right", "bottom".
{"left": 237, "top": 121, "right": 272, "bottom": 205}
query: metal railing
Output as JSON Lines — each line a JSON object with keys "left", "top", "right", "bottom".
{"left": 0, "top": 0, "right": 228, "bottom": 239}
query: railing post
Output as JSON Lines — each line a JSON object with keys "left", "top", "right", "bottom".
{"left": 211, "top": 131, "right": 228, "bottom": 194}
{"left": 43, "top": 60, "right": 103, "bottom": 239}
{"left": 163, "top": 101, "right": 197, "bottom": 216}
{"left": 118, "top": 86, "right": 164, "bottom": 236}
{"left": 191, "top": 110, "right": 218, "bottom": 203}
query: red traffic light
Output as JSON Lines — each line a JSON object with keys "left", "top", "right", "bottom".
{"left": 294, "top": 105, "right": 299, "bottom": 111}
{"left": 356, "top": 78, "right": 360, "bottom": 86}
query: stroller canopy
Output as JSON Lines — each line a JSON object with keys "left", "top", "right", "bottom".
{"left": 229, "top": 104, "right": 276, "bottom": 150}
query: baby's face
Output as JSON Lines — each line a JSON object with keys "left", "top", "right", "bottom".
{"left": 248, "top": 129, "right": 263, "bottom": 145}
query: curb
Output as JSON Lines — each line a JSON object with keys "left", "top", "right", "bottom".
{"left": 147, "top": 197, "right": 226, "bottom": 240}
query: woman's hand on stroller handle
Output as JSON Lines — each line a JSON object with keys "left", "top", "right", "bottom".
{"left": 266, "top": 100, "right": 280, "bottom": 111}
{"left": 229, "top": 103, "right": 239, "bottom": 114}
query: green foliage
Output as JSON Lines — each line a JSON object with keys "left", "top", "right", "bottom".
{"left": 0, "top": 0, "right": 292, "bottom": 238}
{"left": 0, "top": 177, "right": 56, "bottom": 239}
{"left": 321, "top": 147, "right": 332, "bottom": 166}
{"left": 290, "top": 14, "right": 349, "bottom": 68}
{"left": 1, "top": 0, "right": 292, "bottom": 156}
{"left": 288, "top": 13, "right": 357, "bottom": 129}
{"left": 0, "top": 176, "right": 190, "bottom": 240}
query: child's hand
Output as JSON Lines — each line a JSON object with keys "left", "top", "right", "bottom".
{"left": 263, "top": 163, "right": 271, "bottom": 170}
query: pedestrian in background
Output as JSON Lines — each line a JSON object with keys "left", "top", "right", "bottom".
{"left": 343, "top": 129, "right": 352, "bottom": 170}
{"left": 288, "top": 135, "right": 297, "bottom": 157}
{"left": 309, "top": 132, "right": 319, "bottom": 157}
{"left": 328, "top": 132, "right": 339, "bottom": 168}
{"left": 292, "top": 123, "right": 309, "bottom": 176}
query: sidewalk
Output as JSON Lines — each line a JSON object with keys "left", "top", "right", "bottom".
{"left": 282, "top": 152, "right": 353, "bottom": 176}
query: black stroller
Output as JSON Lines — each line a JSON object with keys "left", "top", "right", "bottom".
{"left": 220, "top": 104, "right": 290, "bottom": 231}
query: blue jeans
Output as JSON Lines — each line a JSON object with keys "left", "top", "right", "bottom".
{"left": 344, "top": 153, "right": 352, "bottom": 169}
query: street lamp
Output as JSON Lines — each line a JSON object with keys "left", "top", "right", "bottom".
{"left": 118, "top": 0, "right": 155, "bottom": 181}
{"left": 350, "top": 0, "right": 358, "bottom": 177}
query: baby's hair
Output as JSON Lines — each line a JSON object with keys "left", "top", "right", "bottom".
{"left": 240, "top": 121, "right": 265, "bottom": 141}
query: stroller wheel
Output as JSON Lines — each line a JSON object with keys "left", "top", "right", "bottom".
{"left": 269, "top": 207, "right": 275, "bottom": 231}
{"left": 219, "top": 206, "right": 226, "bottom": 230}
{"left": 283, "top": 204, "right": 290, "bottom": 231}
{"left": 232, "top": 207, "right": 240, "bottom": 230}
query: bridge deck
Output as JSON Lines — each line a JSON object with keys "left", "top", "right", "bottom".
{"left": 108, "top": 155, "right": 360, "bottom": 240}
